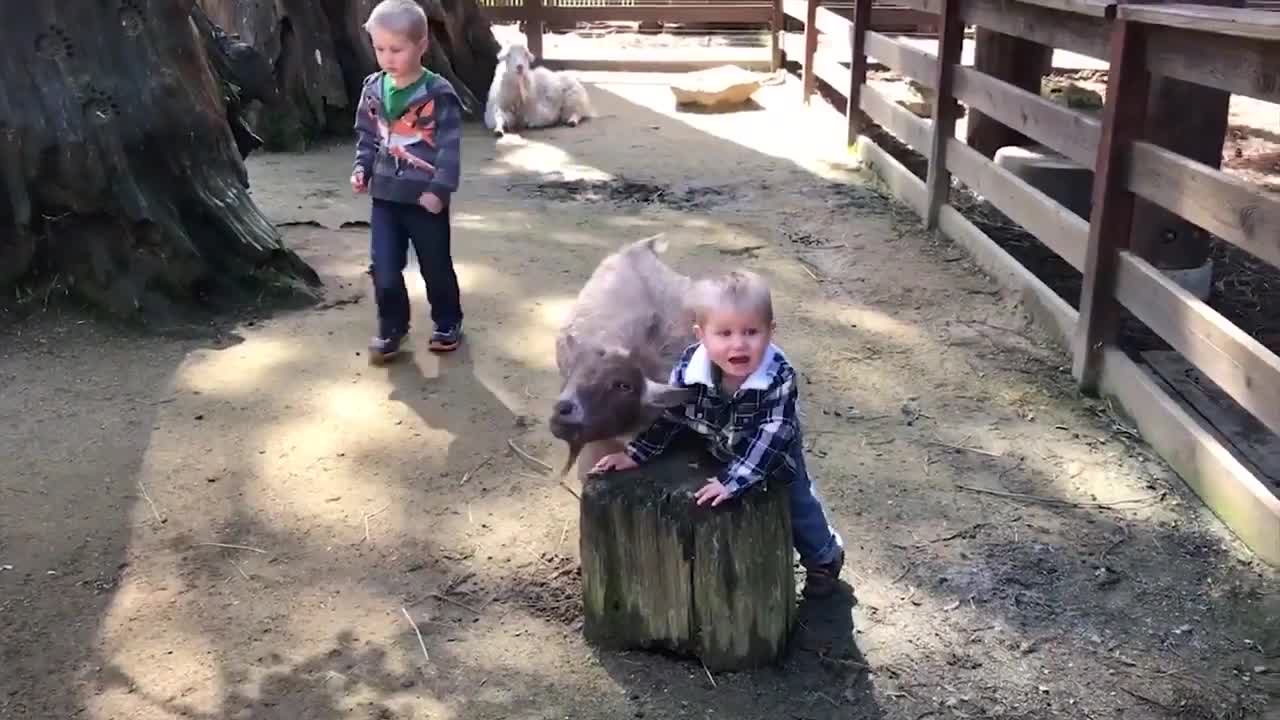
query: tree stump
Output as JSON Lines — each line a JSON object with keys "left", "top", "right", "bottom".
{"left": 579, "top": 445, "right": 796, "bottom": 672}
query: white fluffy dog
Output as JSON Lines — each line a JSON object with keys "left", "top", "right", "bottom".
{"left": 484, "top": 42, "right": 593, "bottom": 137}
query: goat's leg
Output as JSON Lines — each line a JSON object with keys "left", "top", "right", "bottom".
{"left": 492, "top": 109, "right": 512, "bottom": 137}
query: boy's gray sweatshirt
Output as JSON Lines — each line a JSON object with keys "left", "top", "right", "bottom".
{"left": 352, "top": 70, "right": 463, "bottom": 206}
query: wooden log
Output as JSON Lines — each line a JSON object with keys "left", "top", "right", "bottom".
{"left": 579, "top": 444, "right": 796, "bottom": 672}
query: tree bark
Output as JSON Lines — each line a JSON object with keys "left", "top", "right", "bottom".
{"left": 0, "top": 0, "right": 320, "bottom": 321}
{"left": 579, "top": 443, "right": 796, "bottom": 672}
{"left": 199, "top": 0, "right": 499, "bottom": 149}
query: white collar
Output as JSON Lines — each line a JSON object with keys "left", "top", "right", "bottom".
{"left": 685, "top": 343, "right": 779, "bottom": 392}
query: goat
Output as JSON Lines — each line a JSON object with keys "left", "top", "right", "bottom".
{"left": 484, "top": 42, "right": 593, "bottom": 137}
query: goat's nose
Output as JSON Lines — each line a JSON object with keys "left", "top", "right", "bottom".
{"left": 555, "top": 399, "right": 577, "bottom": 418}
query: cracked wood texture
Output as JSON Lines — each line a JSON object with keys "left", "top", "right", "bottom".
{"left": 0, "top": 0, "right": 320, "bottom": 323}
{"left": 579, "top": 444, "right": 796, "bottom": 672}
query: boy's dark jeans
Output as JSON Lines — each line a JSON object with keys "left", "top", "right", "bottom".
{"left": 369, "top": 198, "right": 463, "bottom": 338}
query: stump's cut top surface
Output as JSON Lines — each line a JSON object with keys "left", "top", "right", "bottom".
{"left": 583, "top": 446, "right": 721, "bottom": 504}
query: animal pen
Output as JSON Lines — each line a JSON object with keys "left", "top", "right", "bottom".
{"left": 473, "top": 0, "right": 1280, "bottom": 566}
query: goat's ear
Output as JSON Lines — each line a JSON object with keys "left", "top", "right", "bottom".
{"left": 642, "top": 379, "right": 692, "bottom": 408}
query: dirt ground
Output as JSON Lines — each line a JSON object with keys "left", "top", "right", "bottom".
{"left": 2, "top": 72, "right": 1279, "bottom": 720}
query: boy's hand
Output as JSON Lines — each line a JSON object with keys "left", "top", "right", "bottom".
{"left": 694, "top": 478, "right": 733, "bottom": 507}
{"left": 589, "top": 452, "right": 638, "bottom": 475}
{"left": 419, "top": 192, "right": 444, "bottom": 214}
{"left": 350, "top": 169, "right": 367, "bottom": 194}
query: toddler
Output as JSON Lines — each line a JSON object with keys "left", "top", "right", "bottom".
{"left": 592, "top": 270, "right": 847, "bottom": 597}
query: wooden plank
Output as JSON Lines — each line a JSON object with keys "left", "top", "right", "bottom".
{"left": 855, "top": 131, "right": 929, "bottom": 213}
{"left": 1143, "top": 25, "right": 1280, "bottom": 106}
{"left": 890, "top": 0, "right": 944, "bottom": 14}
{"left": 1099, "top": 347, "right": 1280, "bottom": 566}
{"left": 952, "top": 65, "right": 1101, "bottom": 168}
{"left": 534, "top": 4, "right": 774, "bottom": 22}
{"left": 944, "top": 138, "right": 1090, "bottom": 269}
{"left": 816, "top": 4, "right": 854, "bottom": 33}
{"left": 924, "top": 0, "right": 965, "bottom": 229}
{"left": 965, "top": 28, "right": 1056, "bottom": 158}
{"left": 803, "top": 0, "right": 821, "bottom": 103}
{"left": 1114, "top": 251, "right": 1280, "bottom": 438}
{"left": 1018, "top": 0, "right": 1115, "bottom": 18}
{"left": 1073, "top": 19, "right": 1150, "bottom": 392}
{"left": 525, "top": 0, "right": 544, "bottom": 59}
{"left": 542, "top": 56, "right": 774, "bottom": 72}
{"left": 847, "top": 0, "right": 876, "bottom": 144}
{"left": 781, "top": 33, "right": 850, "bottom": 89}
{"left": 1145, "top": 351, "right": 1280, "bottom": 491}
{"left": 859, "top": 81, "right": 933, "bottom": 150}
{"left": 1127, "top": 141, "right": 1280, "bottom": 271}
{"left": 772, "top": 0, "right": 785, "bottom": 69}
{"left": 864, "top": 30, "right": 936, "bottom": 84}
{"left": 1118, "top": 3, "right": 1280, "bottom": 40}
{"left": 938, "top": 205, "right": 1080, "bottom": 348}
{"left": 961, "top": 0, "right": 1112, "bottom": 60}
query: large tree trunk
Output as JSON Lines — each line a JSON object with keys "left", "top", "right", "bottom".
{"left": 0, "top": 0, "right": 320, "bottom": 323}
{"left": 199, "top": 0, "right": 499, "bottom": 150}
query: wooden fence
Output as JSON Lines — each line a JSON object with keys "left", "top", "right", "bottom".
{"left": 784, "top": 0, "right": 1280, "bottom": 564}
{"left": 476, "top": 0, "right": 937, "bottom": 65}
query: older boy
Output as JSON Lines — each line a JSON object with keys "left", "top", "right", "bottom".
{"left": 351, "top": 0, "right": 465, "bottom": 363}
{"left": 592, "top": 270, "right": 847, "bottom": 597}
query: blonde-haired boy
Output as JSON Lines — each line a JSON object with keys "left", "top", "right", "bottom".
{"left": 352, "top": 0, "right": 466, "bottom": 362}
{"left": 593, "top": 270, "right": 847, "bottom": 597}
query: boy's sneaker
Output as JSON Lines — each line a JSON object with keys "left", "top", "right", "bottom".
{"left": 802, "top": 547, "right": 845, "bottom": 598}
{"left": 429, "top": 321, "right": 463, "bottom": 352}
{"left": 368, "top": 333, "right": 406, "bottom": 365}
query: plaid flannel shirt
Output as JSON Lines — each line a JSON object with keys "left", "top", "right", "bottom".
{"left": 625, "top": 342, "right": 804, "bottom": 497}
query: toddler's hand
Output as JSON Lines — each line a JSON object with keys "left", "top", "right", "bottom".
{"left": 350, "top": 169, "right": 367, "bottom": 194}
{"left": 590, "top": 452, "right": 637, "bottom": 475}
{"left": 419, "top": 192, "right": 444, "bottom": 214}
{"left": 694, "top": 478, "right": 732, "bottom": 507}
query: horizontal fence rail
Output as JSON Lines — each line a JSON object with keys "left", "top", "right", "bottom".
{"left": 476, "top": 0, "right": 939, "bottom": 63}
{"left": 782, "top": 0, "right": 1280, "bottom": 564}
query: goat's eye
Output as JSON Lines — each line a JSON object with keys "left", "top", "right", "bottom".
{"left": 614, "top": 381, "right": 633, "bottom": 393}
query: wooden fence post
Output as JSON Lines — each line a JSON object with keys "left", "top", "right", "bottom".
{"left": 525, "top": 0, "right": 544, "bottom": 60}
{"left": 923, "top": 0, "right": 964, "bottom": 230}
{"left": 845, "top": 0, "right": 874, "bottom": 146}
{"left": 1072, "top": 18, "right": 1151, "bottom": 392}
{"left": 771, "top": 0, "right": 784, "bottom": 70}
{"left": 802, "top": 0, "right": 820, "bottom": 104}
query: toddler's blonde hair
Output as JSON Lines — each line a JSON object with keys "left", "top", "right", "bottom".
{"left": 689, "top": 269, "right": 774, "bottom": 326}
{"left": 364, "top": 0, "right": 430, "bottom": 43}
